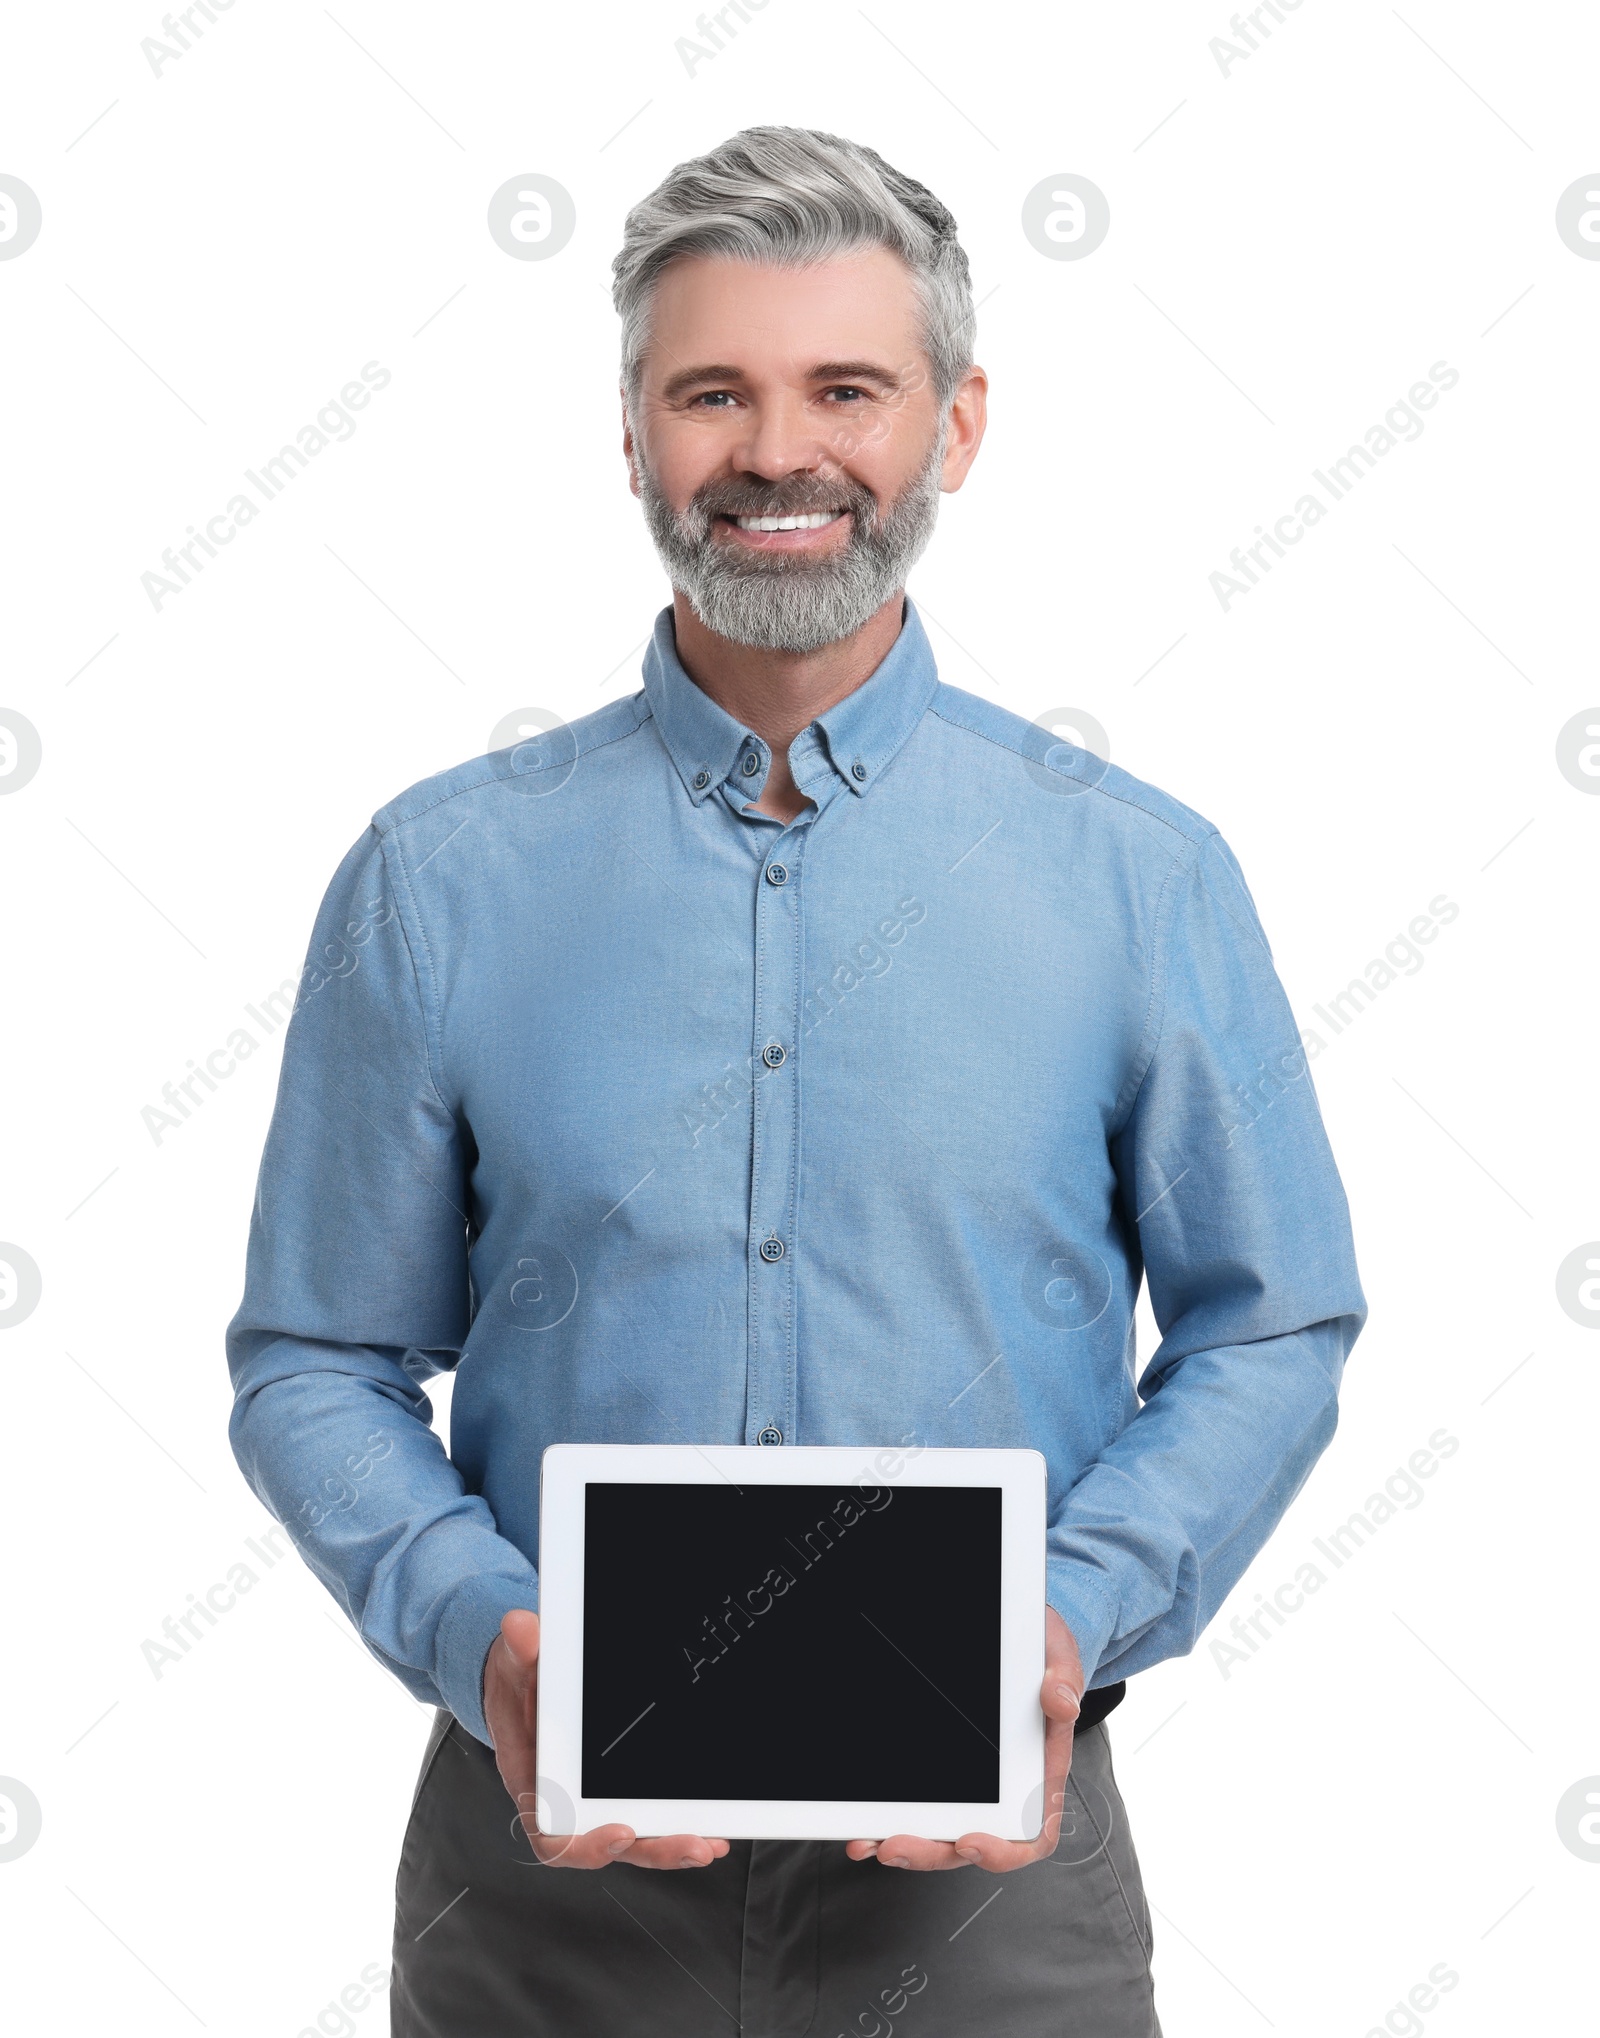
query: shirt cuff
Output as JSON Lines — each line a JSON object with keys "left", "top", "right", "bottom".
{"left": 435, "top": 1571, "right": 541, "bottom": 1745}
{"left": 1045, "top": 1558, "right": 1120, "bottom": 1691}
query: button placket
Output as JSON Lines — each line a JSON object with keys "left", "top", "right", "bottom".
{"left": 747, "top": 820, "right": 805, "bottom": 1448}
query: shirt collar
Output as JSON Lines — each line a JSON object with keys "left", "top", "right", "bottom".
{"left": 641, "top": 595, "right": 941, "bottom": 807}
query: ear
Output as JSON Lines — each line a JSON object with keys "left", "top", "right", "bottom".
{"left": 939, "top": 365, "right": 989, "bottom": 494}
{"left": 621, "top": 388, "right": 641, "bottom": 499}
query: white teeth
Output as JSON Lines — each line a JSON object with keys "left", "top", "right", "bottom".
{"left": 732, "top": 510, "right": 845, "bottom": 531}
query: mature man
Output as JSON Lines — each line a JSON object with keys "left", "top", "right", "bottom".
{"left": 227, "top": 126, "right": 1365, "bottom": 2036}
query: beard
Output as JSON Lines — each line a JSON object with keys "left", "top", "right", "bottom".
{"left": 634, "top": 415, "right": 949, "bottom": 654}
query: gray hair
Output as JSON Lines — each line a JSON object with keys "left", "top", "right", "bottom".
{"left": 611, "top": 125, "right": 975, "bottom": 424}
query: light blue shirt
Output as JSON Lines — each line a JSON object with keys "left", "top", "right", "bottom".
{"left": 227, "top": 596, "right": 1366, "bottom": 1745}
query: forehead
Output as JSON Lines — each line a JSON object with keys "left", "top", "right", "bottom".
{"left": 641, "top": 246, "right": 924, "bottom": 380}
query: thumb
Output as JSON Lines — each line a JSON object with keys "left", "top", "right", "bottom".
{"left": 1043, "top": 1607, "right": 1084, "bottom": 1722}
{"left": 499, "top": 1608, "right": 541, "bottom": 1675}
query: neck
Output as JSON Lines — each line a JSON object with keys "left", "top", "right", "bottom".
{"left": 669, "top": 590, "right": 907, "bottom": 821}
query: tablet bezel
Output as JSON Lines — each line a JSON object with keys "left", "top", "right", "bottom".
{"left": 535, "top": 1442, "right": 1047, "bottom": 1842}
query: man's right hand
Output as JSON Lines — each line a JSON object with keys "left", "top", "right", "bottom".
{"left": 484, "top": 1609, "right": 732, "bottom": 1871}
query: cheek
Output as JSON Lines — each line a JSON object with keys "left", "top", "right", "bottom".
{"left": 844, "top": 394, "right": 916, "bottom": 464}
{"left": 833, "top": 407, "right": 942, "bottom": 507}
{"left": 829, "top": 405, "right": 895, "bottom": 463}
{"left": 637, "top": 413, "right": 726, "bottom": 505}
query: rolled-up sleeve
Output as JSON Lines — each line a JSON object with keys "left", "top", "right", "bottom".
{"left": 225, "top": 823, "right": 537, "bottom": 1743}
{"left": 1045, "top": 828, "right": 1367, "bottom": 1686}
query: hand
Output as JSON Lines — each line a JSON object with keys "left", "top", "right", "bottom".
{"left": 843, "top": 1606, "right": 1084, "bottom": 1874}
{"left": 483, "top": 1610, "right": 731, "bottom": 1870}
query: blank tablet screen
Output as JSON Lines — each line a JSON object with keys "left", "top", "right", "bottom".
{"left": 581, "top": 1481, "right": 1001, "bottom": 1802}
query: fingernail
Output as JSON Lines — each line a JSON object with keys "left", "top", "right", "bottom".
{"left": 884, "top": 1854, "right": 910, "bottom": 1868}
{"left": 955, "top": 1847, "right": 980, "bottom": 1861}
{"left": 607, "top": 1839, "right": 630, "bottom": 1856}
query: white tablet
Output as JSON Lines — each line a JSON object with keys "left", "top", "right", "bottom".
{"left": 534, "top": 1442, "right": 1047, "bottom": 1842}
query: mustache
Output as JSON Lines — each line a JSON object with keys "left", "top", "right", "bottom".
{"left": 692, "top": 480, "right": 877, "bottom": 523}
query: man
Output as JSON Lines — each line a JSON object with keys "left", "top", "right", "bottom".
{"left": 227, "top": 125, "right": 1365, "bottom": 2036}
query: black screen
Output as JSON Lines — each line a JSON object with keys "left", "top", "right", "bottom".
{"left": 580, "top": 1482, "right": 1000, "bottom": 1802}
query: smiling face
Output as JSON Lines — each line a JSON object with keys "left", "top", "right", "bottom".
{"left": 624, "top": 246, "right": 983, "bottom": 652}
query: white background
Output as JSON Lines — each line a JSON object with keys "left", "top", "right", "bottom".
{"left": 2, "top": 2, "right": 1596, "bottom": 2032}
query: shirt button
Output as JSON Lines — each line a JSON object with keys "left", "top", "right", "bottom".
{"left": 761, "top": 1041, "right": 787, "bottom": 1068}
{"left": 741, "top": 752, "right": 761, "bottom": 777}
{"left": 765, "top": 863, "right": 788, "bottom": 886}
{"left": 759, "top": 1235, "right": 785, "bottom": 1262}
{"left": 851, "top": 761, "right": 867, "bottom": 782}
{"left": 693, "top": 769, "right": 710, "bottom": 790}
{"left": 757, "top": 1426, "right": 783, "bottom": 1446}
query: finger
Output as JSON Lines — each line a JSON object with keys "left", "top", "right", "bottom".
{"left": 611, "top": 1833, "right": 729, "bottom": 1871}
{"left": 532, "top": 1821, "right": 633, "bottom": 1869}
{"left": 1037, "top": 1709, "right": 1079, "bottom": 1849}
{"left": 844, "top": 1840, "right": 880, "bottom": 1862}
{"left": 509, "top": 1787, "right": 548, "bottom": 1849}
{"left": 528, "top": 1818, "right": 731, "bottom": 1872}
{"left": 871, "top": 1835, "right": 964, "bottom": 1872}
{"left": 531, "top": 1833, "right": 603, "bottom": 1867}
{"left": 1033, "top": 1764, "right": 1075, "bottom": 1857}
{"left": 951, "top": 1832, "right": 1041, "bottom": 1873}
{"left": 1040, "top": 1673, "right": 1082, "bottom": 1726}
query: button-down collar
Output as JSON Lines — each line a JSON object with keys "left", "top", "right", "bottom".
{"left": 641, "top": 595, "right": 942, "bottom": 806}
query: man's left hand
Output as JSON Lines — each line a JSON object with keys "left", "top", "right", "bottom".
{"left": 843, "top": 1606, "right": 1083, "bottom": 1873}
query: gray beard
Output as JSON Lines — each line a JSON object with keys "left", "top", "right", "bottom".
{"left": 634, "top": 418, "right": 949, "bottom": 653}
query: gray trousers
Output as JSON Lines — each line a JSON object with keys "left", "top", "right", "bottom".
{"left": 391, "top": 1709, "right": 1161, "bottom": 2036}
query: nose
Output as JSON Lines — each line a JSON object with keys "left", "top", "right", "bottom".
{"left": 728, "top": 387, "right": 846, "bottom": 490}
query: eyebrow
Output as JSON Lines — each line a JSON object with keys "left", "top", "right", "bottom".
{"left": 657, "top": 358, "right": 905, "bottom": 402}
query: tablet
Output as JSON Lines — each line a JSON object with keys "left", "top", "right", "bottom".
{"left": 534, "top": 1442, "right": 1047, "bottom": 1841}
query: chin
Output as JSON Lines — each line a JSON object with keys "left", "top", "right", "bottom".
{"left": 680, "top": 576, "right": 891, "bottom": 654}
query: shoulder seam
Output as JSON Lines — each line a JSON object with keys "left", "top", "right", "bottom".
{"left": 923, "top": 698, "right": 1211, "bottom": 850}
{"left": 1110, "top": 851, "right": 1194, "bottom": 1141}
{"left": 375, "top": 826, "right": 452, "bottom": 1114}
{"left": 372, "top": 699, "right": 651, "bottom": 837}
